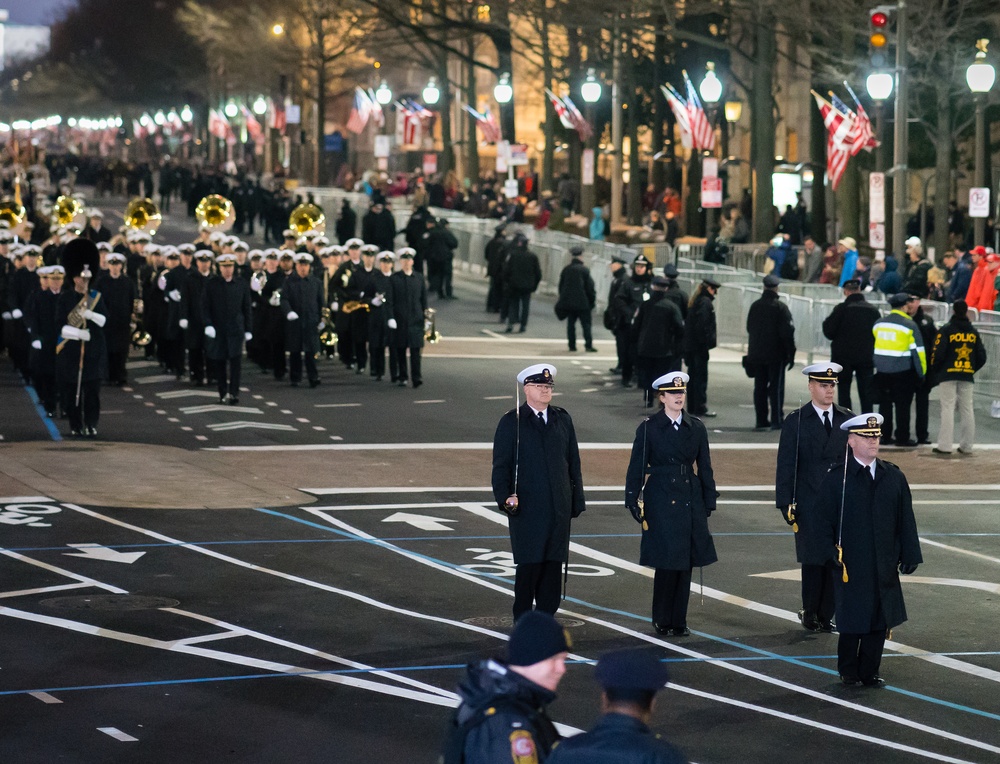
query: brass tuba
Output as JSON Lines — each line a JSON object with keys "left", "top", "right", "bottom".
{"left": 124, "top": 197, "right": 162, "bottom": 235}
{"left": 288, "top": 202, "right": 325, "bottom": 235}
{"left": 0, "top": 198, "right": 25, "bottom": 233}
{"left": 52, "top": 195, "right": 84, "bottom": 227}
{"left": 196, "top": 194, "right": 235, "bottom": 232}
{"left": 424, "top": 308, "right": 441, "bottom": 343}
{"left": 319, "top": 307, "right": 338, "bottom": 347}
{"left": 130, "top": 299, "right": 152, "bottom": 347}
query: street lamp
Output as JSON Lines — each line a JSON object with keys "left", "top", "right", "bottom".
{"left": 580, "top": 68, "right": 602, "bottom": 216}
{"left": 422, "top": 77, "right": 441, "bottom": 106}
{"left": 224, "top": 101, "right": 238, "bottom": 119}
{"left": 374, "top": 80, "right": 393, "bottom": 106}
{"left": 968, "top": 39, "right": 996, "bottom": 248}
{"left": 494, "top": 72, "right": 512, "bottom": 105}
{"left": 180, "top": 105, "right": 193, "bottom": 123}
{"left": 699, "top": 62, "right": 722, "bottom": 237}
{"left": 271, "top": 23, "right": 284, "bottom": 36}
{"left": 866, "top": 72, "right": 893, "bottom": 174}
{"left": 252, "top": 96, "right": 268, "bottom": 116}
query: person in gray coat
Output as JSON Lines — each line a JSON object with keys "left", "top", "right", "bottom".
{"left": 556, "top": 246, "right": 596, "bottom": 352}
{"left": 281, "top": 252, "right": 324, "bottom": 388}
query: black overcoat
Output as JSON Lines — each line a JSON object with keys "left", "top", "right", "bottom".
{"left": 389, "top": 270, "right": 427, "bottom": 349}
{"left": 556, "top": 260, "right": 596, "bottom": 312}
{"left": 201, "top": 275, "right": 251, "bottom": 360}
{"left": 775, "top": 404, "right": 853, "bottom": 563}
{"left": 368, "top": 270, "right": 394, "bottom": 347}
{"left": 93, "top": 274, "right": 136, "bottom": 354}
{"left": 625, "top": 411, "right": 717, "bottom": 570}
{"left": 491, "top": 403, "right": 586, "bottom": 564}
{"left": 280, "top": 272, "right": 323, "bottom": 353}
{"left": 55, "top": 289, "right": 107, "bottom": 383}
{"left": 821, "top": 293, "right": 880, "bottom": 368}
{"left": 634, "top": 292, "right": 684, "bottom": 358}
{"left": 25, "top": 290, "right": 61, "bottom": 375}
{"left": 746, "top": 290, "right": 795, "bottom": 365}
{"left": 816, "top": 457, "right": 923, "bottom": 633}
{"left": 181, "top": 271, "right": 209, "bottom": 350}
{"left": 682, "top": 291, "right": 717, "bottom": 354}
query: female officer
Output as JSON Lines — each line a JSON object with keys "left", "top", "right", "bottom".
{"left": 625, "top": 372, "right": 718, "bottom": 636}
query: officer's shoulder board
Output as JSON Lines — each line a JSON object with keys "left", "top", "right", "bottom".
{"left": 879, "top": 459, "right": 901, "bottom": 472}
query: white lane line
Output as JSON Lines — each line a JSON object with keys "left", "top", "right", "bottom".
{"left": 482, "top": 395, "right": 512, "bottom": 400}
{"left": 0, "top": 496, "right": 53, "bottom": 503}
{"left": 204, "top": 442, "right": 783, "bottom": 452}
{"left": 414, "top": 400, "right": 446, "bottom": 405}
{"left": 321, "top": 507, "right": 1000, "bottom": 760}
{"left": 180, "top": 404, "right": 263, "bottom": 415}
{"left": 312, "top": 426, "right": 327, "bottom": 431}
{"left": 167, "top": 418, "right": 179, "bottom": 423}
{"left": 171, "top": 631, "right": 244, "bottom": 646}
{"left": 136, "top": 375, "right": 178, "bottom": 384}
{"left": 296, "top": 418, "right": 310, "bottom": 423}
{"left": 155, "top": 409, "right": 167, "bottom": 415}
{"left": 126, "top": 360, "right": 160, "bottom": 369}
{"left": 195, "top": 435, "right": 208, "bottom": 441}
{"left": 753, "top": 569, "right": 1000, "bottom": 595}
{"left": 97, "top": 727, "right": 138, "bottom": 742}
{"left": 580, "top": 388, "right": 599, "bottom": 393}
{"left": 29, "top": 692, "right": 62, "bottom": 704}
{"left": 314, "top": 403, "right": 362, "bottom": 408}
{"left": 458, "top": 502, "right": 1000, "bottom": 685}
{"left": 266, "top": 402, "right": 278, "bottom": 407}
{"left": 206, "top": 422, "right": 297, "bottom": 432}
{"left": 481, "top": 329, "right": 507, "bottom": 339}
{"left": 155, "top": 390, "right": 219, "bottom": 400}
{"left": 180, "top": 426, "right": 193, "bottom": 432}
{"left": 0, "top": 549, "right": 127, "bottom": 594}
{"left": 297, "top": 484, "right": 1000, "bottom": 495}
{"left": 0, "top": 582, "right": 92, "bottom": 600}
{"left": 280, "top": 409, "right": 293, "bottom": 414}
{"left": 920, "top": 538, "right": 1000, "bottom": 565}
{"left": 330, "top": 435, "right": 343, "bottom": 440}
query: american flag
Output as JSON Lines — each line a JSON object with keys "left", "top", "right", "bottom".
{"left": 544, "top": 89, "right": 576, "bottom": 129}
{"left": 346, "top": 88, "right": 372, "bottom": 134}
{"left": 366, "top": 89, "right": 385, "bottom": 128}
{"left": 562, "top": 95, "right": 593, "bottom": 141}
{"left": 208, "top": 109, "right": 230, "bottom": 141}
{"left": 240, "top": 106, "right": 264, "bottom": 145}
{"left": 462, "top": 104, "right": 502, "bottom": 144}
{"left": 683, "top": 70, "right": 715, "bottom": 151}
{"left": 661, "top": 85, "right": 693, "bottom": 150}
{"left": 843, "top": 82, "right": 877, "bottom": 155}
{"left": 813, "top": 91, "right": 851, "bottom": 191}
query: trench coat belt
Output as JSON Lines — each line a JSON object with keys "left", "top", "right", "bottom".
{"left": 646, "top": 463, "right": 690, "bottom": 476}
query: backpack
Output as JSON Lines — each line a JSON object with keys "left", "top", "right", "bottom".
{"left": 780, "top": 252, "right": 800, "bottom": 280}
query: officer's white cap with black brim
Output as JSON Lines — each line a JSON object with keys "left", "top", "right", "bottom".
{"left": 293, "top": 252, "right": 314, "bottom": 264}
{"left": 216, "top": 253, "right": 238, "bottom": 264}
{"left": 377, "top": 250, "right": 395, "bottom": 262}
{"left": 345, "top": 238, "right": 364, "bottom": 249}
{"left": 106, "top": 252, "right": 126, "bottom": 264}
{"left": 517, "top": 364, "right": 557, "bottom": 385}
{"left": 96, "top": 241, "right": 112, "bottom": 253}
{"left": 282, "top": 229, "right": 296, "bottom": 239}
{"left": 195, "top": 249, "right": 214, "bottom": 261}
{"left": 841, "top": 413, "right": 883, "bottom": 437}
{"left": 397, "top": 247, "right": 416, "bottom": 259}
{"left": 652, "top": 372, "right": 689, "bottom": 392}
{"left": 802, "top": 362, "right": 842, "bottom": 382}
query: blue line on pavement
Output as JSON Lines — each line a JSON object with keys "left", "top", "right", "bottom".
{"left": 24, "top": 384, "right": 61, "bottom": 441}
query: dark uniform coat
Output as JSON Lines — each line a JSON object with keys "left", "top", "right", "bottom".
{"left": 556, "top": 259, "right": 596, "bottom": 312}
{"left": 746, "top": 290, "right": 795, "bottom": 365}
{"left": 634, "top": 293, "right": 684, "bottom": 359}
{"left": 389, "top": 270, "right": 427, "bottom": 349}
{"left": 55, "top": 289, "right": 107, "bottom": 383}
{"left": 492, "top": 403, "right": 586, "bottom": 564}
{"left": 280, "top": 272, "right": 323, "bottom": 353}
{"left": 775, "top": 404, "right": 853, "bottom": 563}
{"left": 24, "top": 290, "right": 61, "bottom": 376}
{"left": 625, "top": 411, "right": 717, "bottom": 570}
{"left": 682, "top": 290, "right": 717, "bottom": 355}
{"left": 368, "top": 270, "right": 394, "bottom": 347}
{"left": 162, "top": 266, "right": 187, "bottom": 342}
{"left": 94, "top": 273, "right": 137, "bottom": 354}
{"left": 181, "top": 271, "right": 209, "bottom": 350}
{"left": 822, "top": 293, "right": 880, "bottom": 368}
{"left": 816, "top": 457, "right": 922, "bottom": 633}
{"left": 201, "top": 275, "right": 251, "bottom": 361}
{"left": 547, "top": 713, "right": 686, "bottom": 764}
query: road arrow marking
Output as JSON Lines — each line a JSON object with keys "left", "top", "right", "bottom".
{"left": 382, "top": 512, "right": 457, "bottom": 532}
{"left": 180, "top": 404, "right": 264, "bottom": 415}
{"left": 64, "top": 544, "right": 146, "bottom": 564}
{"left": 156, "top": 390, "right": 224, "bottom": 400}
{"left": 136, "top": 375, "right": 180, "bottom": 384}
{"left": 206, "top": 421, "right": 298, "bottom": 432}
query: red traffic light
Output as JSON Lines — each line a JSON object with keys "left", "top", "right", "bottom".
{"left": 871, "top": 10, "right": 888, "bottom": 26}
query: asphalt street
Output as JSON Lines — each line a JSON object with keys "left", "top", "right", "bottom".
{"left": 1, "top": 196, "right": 999, "bottom": 763}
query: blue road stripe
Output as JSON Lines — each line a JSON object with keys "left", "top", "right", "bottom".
{"left": 24, "top": 384, "right": 62, "bottom": 441}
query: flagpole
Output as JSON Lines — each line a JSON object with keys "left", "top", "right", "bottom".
{"left": 610, "top": 20, "right": 623, "bottom": 231}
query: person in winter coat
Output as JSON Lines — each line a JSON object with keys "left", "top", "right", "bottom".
{"left": 389, "top": 248, "right": 427, "bottom": 387}
{"left": 625, "top": 372, "right": 717, "bottom": 636}
{"left": 837, "top": 237, "right": 860, "bottom": 287}
{"left": 947, "top": 245, "right": 974, "bottom": 302}
{"left": 361, "top": 200, "right": 397, "bottom": 252}
{"left": 822, "top": 279, "right": 880, "bottom": 413}
{"left": 817, "top": 413, "right": 922, "bottom": 687}
{"left": 612, "top": 255, "right": 653, "bottom": 386}
{"left": 484, "top": 225, "right": 508, "bottom": 314}
{"left": 876, "top": 253, "right": 902, "bottom": 295}
{"left": 555, "top": 246, "right": 596, "bottom": 352}
{"left": 334, "top": 199, "right": 357, "bottom": 245}
{"left": 201, "top": 254, "right": 252, "bottom": 405}
{"left": 589, "top": 206, "right": 605, "bottom": 241}
{"left": 280, "top": 253, "right": 324, "bottom": 388}
{"left": 94, "top": 253, "right": 137, "bottom": 386}
{"left": 179, "top": 251, "right": 213, "bottom": 386}
{"left": 502, "top": 233, "right": 542, "bottom": 333}
{"left": 24, "top": 266, "right": 64, "bottom": 415}
{"left": 425, "top": 217, "right": 459, "bottom": 299}
{"left": 633, "top": 277, "right": 685, "bottom": 407}
{"left": 931, "top": 300, "right": 987, "bottom": 455}
{"left": 491, "top": 364, "right": 586, "bottom": 619}
{"left": 683, "top": 278, "right": 719, "bottom": 417}
{"left": 746, "top": 274, "right": 796, "bottom": 430}
{"left": 901, "top": 237, "right": 931, "bottom": 298}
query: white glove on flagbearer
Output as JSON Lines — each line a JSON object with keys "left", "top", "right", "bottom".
{"left": 11, "top": 309, "right": 22, "bottom": 319}
{"left": 387, "top": 318, "right": 397, "bottom": 329}
{"left": 83, "top": 310, "right": 107, "bottom": 327}
{"left": 330, "top": 301, "right": 339, "bottom": 312}
{"left": 204, "top": 326, "right": 217, "bottom": 339}
{"left": 179, "top": 318, "right": 189, "bottom": 329}
{"left": 251, "top": 279, "right": 263, "bottom": 293}
{"left": 317, "top": 321, "right": 325, "bottom": 331}
{"left": 169, "top": 289, "right": 182, "bottom": 302}
{"left": 157, "top": 274, "right": 167, "bottom": 291}
{"left": 31, "top": 339, "right": 41, "bottom": 350}
{"left": 62, "top": 325, "right": 91, "bottom": 342}
{"left": 286, "top": 311, "right": 299, "bottom": 321}
{"left": 244, "top": 332, "right": 253, "bottom": 341}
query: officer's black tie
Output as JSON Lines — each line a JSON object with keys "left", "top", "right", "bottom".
{"left": 537, "top": 411, "right": 545, "bottom": 426}
{"left": 823, "top": 410, "right": 832, "bottom": 435}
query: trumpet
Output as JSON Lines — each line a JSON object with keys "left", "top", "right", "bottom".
{"left": 424, "top": 307, "right": 441, "bottom": 343}
{"left": 130, "top": 299, "right": 152, "bottom": 347}
{"left": 319, "top": 306, "right": 338, "bottom": 347}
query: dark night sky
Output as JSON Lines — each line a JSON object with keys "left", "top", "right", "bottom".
{"left": 3, "top": 0, "right": 72, "bottom": 26}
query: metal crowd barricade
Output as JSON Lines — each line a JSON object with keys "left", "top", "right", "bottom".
{"left": 977, "top": 330, "right": 1000, "bottom": 403}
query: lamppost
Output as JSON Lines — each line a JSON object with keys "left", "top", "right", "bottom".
{"left": 494, "top": 72, "right": 514, "bottom": 143}
{"left": 580, "top": 68, "right": 602, "bottom": 216}
{"left": 422, "top": 77, "right": 441, "bottom": 106}
{"left": 699, "top": 62, "right": 723, "bottom": 237}
{"left": 866, "top": 72, "right": 893, "bottom": 174}
{"left": 723, "top": 100, "right": 742, "bottom": 202}
{"left": 967, "top": 39, "right": 996, "bottom": 248}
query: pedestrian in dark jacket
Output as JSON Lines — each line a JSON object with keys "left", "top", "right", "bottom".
{"left": 775, "top": 364, "right": 853, "bottom": 632}
{"left": 876, "top": 254, "right": 902, "bottom": 295}
{"left": 361, "top": 201, "right": 397, "bottom": 252}
{"left": 280, "top": 253, "right": 324, "bottom": 387}
{"left": 606, "top": 256, "right": 628, "bottom": 374}
{"left": 334, "top": 200, "right": 357, "bottom": 245}
{"left": 817, "top": 413, "right": 922, "bottom": 687}
{"left": 625, "top": 372, "right": 717, "bottom": 636}
{"left": 442, "top": 611, "right": 567, "bottom": 764}
{"left": 612, "top": 255, "right": 653, "bottom": 386}
{"left": 201, "top": 254, "right": 252, "bottom": 405}
{"left": 484, "top": 225, "right": 508, "bottom": 314}
{"left": 180, "top": 252, "right": 213, "bottom": 385}
{"left": 746, "top": 275, "right": 796, "bottom": 430}
{"left": 821, "top": 279, "right": 880, "bottom": 412}
{"left": 388, "top": 248, "right": 427, "bottom": 387}
{"left": 425, "top": 218, "right": 459, "bottom": 298}
{"left": 931, "top": 300, "right": 986, "bottom": 454}
{"left": 492, "top": 364, "right": 586, "bottom": 619}
{"left": 683, "top": 278, "right": 719, "bottom": 417}
{"left": 94, "top": 253, "right": 137, "bottom": 386}
{"left": 947, "top": 247, "right": 974, "bottom": 302}
{"left": 502, "top": 233, "right": 542, "bottom": 333}
{"left": 912, "top": 303, "right": 937, "bottom": 444}
{"left": 633, "top": 277, "right": 684, "bottom": 407}
{"left": 901, "top": 237, "right": 931, "bottom": 298}
{"left": 556, "top": 246, "right": 596, "bottom": 352}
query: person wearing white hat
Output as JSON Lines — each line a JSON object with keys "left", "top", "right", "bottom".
{"left": 817, "top": 413, "right": 922, "bottom": 688}
{"left": 94, "top": 251, "right": 138, "bottom": 386}
{"left": 83, "top": 209, "right": 111, "bottom": 244}
{"left": 836, "top": 237, "right": 859, "bottom": 288}
{"left": 389, "top": 247, "right": 427, "bottom": 387}
{"left": 624, "top": 372, "right": 717, "bottom": 637}
{"left": 181, "top": 250, "right": 215, "bottom": 386}
{"left": 368, "top": 251, "right": 396, "bottom": 381}
{"left": 280, "top": 252, "right": 323, "bottom": 388}
{"left": 775, "top": 362, "right": 852, "bottom": 632}
{"left": 202, "top": 253, "right": 252, "bottom": 405}
{"left": 901, "top": 236, "right": 931, "bottom": 299}
{"left": 24, "top": 265, "right": 64, "bottom": 415}
{"left": 5, "top": 242, "right": 41, "bottom": 381}
{"left": 331, "top": 238, "right": 365, "bottom": 370}
{"left": 491, "top": 364, "right": 586, "bottom": 619}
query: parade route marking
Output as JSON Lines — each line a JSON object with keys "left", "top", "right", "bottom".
{"left": 314, "top": 403, "right": 362, "bottom": 408}
{"left": 97, "top": 727, "right": 138, "bottom": 742}
{"left": 920, "top": 538, "right": 1000, "bottom": 565}
{"left": 482, "top": 395, "right": 513, "bottom": 400}
{"left": 752, "top": 568, "right": 1000, "bottom": 594}
{"left": 382, "top": 513, "right": 457, "bottom": 531}
{"left": 180, "top": 404, "right": 264, "bottom": 415}
{"left": 136, "top": 375, "right": 179, "bottom": 384}
{"left": 414, "top": 399, "right": 446, "bottom": 404}
{"left": 0, "top": 496, "right": 53, "bottom": 503}
{"left": 205, "top": 422, "right": 298, "bottom": 432}
{"left": 156, "top": 390, "right": 221, "bottom": 400}
{"left": 64, "top": 543, "right": 146, "bottom": 565}
{"left": 28, "top": 692, "right": 62, "bottom": 704}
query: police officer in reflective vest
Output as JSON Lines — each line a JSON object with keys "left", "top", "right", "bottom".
{"left": 872, "top": 293, "right": 926, "bottom": 446}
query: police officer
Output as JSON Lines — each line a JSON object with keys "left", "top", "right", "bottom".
{"left": 485, "top": 224, "right": 508, "bottom": 314}
{"left": 281, "top": 252, "right": 323, "bottom": 388}
{"left": 821, "top": 279, "right": 880, "bottom": 413}
{"left": 817, "top": 413, "right": 922, "bottom": 687}
{"left": 442, "top": 611, "right": 568, "bottom": 764}
{"left": 556, "top": 246, "right": 596, "bottom": 352}
{"left": 683, "top": 277, "right": 719, "bottom": 418}
{"left": 775, "top": 363, "right": 852, "bottom": 632}
{"left": 746, "top": 274, "right": 796, "bottom": 430}
{"left": 502, "top": 233, "right": 542, "bottom": 334}
{"left": 492, "top": 364, "right": 587, "bottom": 619}
{"left": 547, "top": 648, "right": 686, "bottom": 764}
{"left": 625, "top": 372, "right": 717, "bottom": 636}
{"left": 872, "top": 293, "right": 926, "bottom": 446}
{"left": 931, "top": 300, "right": 987, "bottom": 455}
{"left": 612, "top": 254, "right": 653, "bottom": 386}
{"left": 605, "top": 255, "right": 628, "bottom": 375}
{"left": 660, "top": 263, "right": 688, "bottom": 320}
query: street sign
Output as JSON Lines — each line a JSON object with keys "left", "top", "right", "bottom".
{"left": 422, "top": 153, "right": 437, "bottom": 175}
{"left": 285, "top": 104, "right": 301, "bottom": 124}
{"left": 374, "top": 134, "right": 390, "bottom": 158}
{"left": 504, "top": 178, "right": 519, "bottom": 198}
{"left": 869, "top": 222, "right": 885, "bottom": 249}
{"left": 509, "top": 143, "right": 529, "bottom": 166}
{"left": 970, "top": 187, "right": 991, "bottom": 218}
{"left": 701, "top": 177, "right": 722, "bottom": 208}
{"left": 869, "top": 172, "right": 885, "bottom": 223}
{"left": 702, "top": 156, "right": 719, "bottom": 178}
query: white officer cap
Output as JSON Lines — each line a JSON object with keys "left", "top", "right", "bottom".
{"left": 361, "top": 244, "right": 379, "bottom": 256}
{"left": 216, "top": 253, "right": 238, "bottom": 263}
{"left": 38, "top": 265, "right": 51, "bottom": 275}
{"left": 282, "top": 228, "right": 296, "bottom": 239}
{"left": 263, "top": 248, "right": 280, "bottom": 260}
{"left": 841, "top": 413, "right": 883, "bottom": 437}
{"left": 194, "top": 249, "right": 214, "bottom": 261}
{"left": 89, "top": 208, "right": 104, "bottom": 219}
{"left": 296, "top": 237, "right": 308, "bottom": 248}
{"left": 345, "top": 237, "right": 364, "bottom": 249}
{"left": 517, "top": 364, "right": 557, "bottom": 385}
{"left": 314, "top": 236, "right": 330, "bottom": 246}
{"left": 178, "top": 243, "right": 197, "bottom": 255}
{"left": 145, "top": 243, "right": 161, "bottom": 254}
{"left": 248, "top": 249, "right": 264, "bottom": 260}
{"left": 232, "top": 241, "right": 249, "bottom": 252}
{"left": 106, "top": 252, "right": 127, "bottom": 264}
{"left": 396, "top": 247, "right": 416, "bottom": 258}
{"left": 293, "top": 252, "right": 314, "bottom": 264}
{"left": 49, "top": 265, "right": 66, "bottom": 276}
{"left": 377, "top": 250, "right": 396, "bottom": 262}
{"left": 802, "top": 362, "right": 842, "bottom": 382}
{"left": 96, "top": 241, "right": 113, "bottom": 253}
{"left": 652, "top": 372, "right": 689, "bottom": 392}
{"left": 209, "top": 231, "right": 226, "bottom": 243}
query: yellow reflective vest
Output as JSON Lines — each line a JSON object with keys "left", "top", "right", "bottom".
{"left": 872, "top": 309, "right": 926, "bottom": 377}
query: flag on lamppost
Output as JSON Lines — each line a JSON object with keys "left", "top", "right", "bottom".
{"left": 562, "top": 95, "right": 593, "bottom": 141}
{"left": 682, "top": 70, "right": 715, "bottom": 151}
{"left": 544, "top": 89, "right": 576, "bottom": 129}
{"left": 462, "top": 104, "right": 501, "bottom": 144}
{"left": 661, "top": 84, "right": 693, "bottom": 150}
{"left": 842, "top": 82, "right": 877, "bottom": 155}
{"left": 346, "top": 88, "right": 372, "bottom": 134}
{"left": 812, "top": 91, "right": 852, "bottom": 190}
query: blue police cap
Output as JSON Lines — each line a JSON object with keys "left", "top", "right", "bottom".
{"left": 594, "top": 648, "right": 670, "bottom": 692}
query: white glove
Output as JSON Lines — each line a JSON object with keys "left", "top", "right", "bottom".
{"left": 83, "top": 309, "right": 107, "bottom": 328}
{"left": 157, "top": 274, "right": 167, "bottom": 290}
{"left": 62, "top": 325, "right": 91, "bottom": 342}
{"left": 251, "top": 279, "right": 263, "bottom": 293}
{"left": 268, "top": 292, "right": 282, "bottom": 307}
{"left": 32, "top": 339, "right": 41, "bottom": 350}
{"left": 387, "top": 318, "right": 397, "bottom": 329}
{"left": 204, "top": 326, "right": 217, "bottom": 339}
{"left": 179, "top": 318, "right": 189, "bottom": 329}
{"left": 330, "top": 301, "right": 339, "bottom": 312}
{"left": 169, "top": 289, "right": 182, "bottom": 302}
{"left": 244, "top": 332, "right": 253, "bottom": 341}
{"left": 317, "top": 321, "right": 325, "bottom": 331}
{"left": 1, "top": 312, "right": 10, "bottom": 320}
{"left": 11, "top": 309, "right": 22, "bottom": 319}
{"left": 371, "top": 294, "right": 384, "bottom": 307}
{"left": 286, "top": 311, "right": 299, "bottom": 321}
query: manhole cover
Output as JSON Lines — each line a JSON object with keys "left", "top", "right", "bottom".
{"left": 463, "top": 615, "right": 584, "bottom": 629}
{"left": 39, "top": 595, "right": 179, "bottom": 611}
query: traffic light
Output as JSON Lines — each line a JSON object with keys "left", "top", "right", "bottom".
{"left": 869, "top": 7, "right": 892, "bottom": 67}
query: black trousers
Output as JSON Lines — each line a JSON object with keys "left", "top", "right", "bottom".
{"left": 685, "top": 351, "right": 710, "bottom": 414}
{"left": 289, "top": 350, "right": 318, "bottom": 384}
{"left": 486, "top": 278, "right": 503, "bottom": 313}
{"left": 876, "top": 370, "right": 916, "bottom": 442}
{"left": 837, "top": 364, "right": 875, "bottom": 413}
{"left": 513, "top": 561, "right": 563, "bottom": 620}
{"left": 616, "top": 329, "right": 635, "bottom": 383}
{"left": 637, "top": 356, "right": 673, "bottom": 405}
{"left": 652, "top": 568, "right": 692, "bottom": 629}
{"left": 370, "top": 343, "right": 388, "bottom": 379}
{"left": 801, "top": 563, "right": 836, "bottom": 623}
{"left": 915, "top": 378, "right": 930, "bottom": 442}
{"left": 336, "top": 313, "right": 354, "bottom": 366}
{"left": 351, "top": 312, "right": 369, "bottom": 371}
{"left": 753, "top": 362, "right": 786, "bottom": 427}
{"left": 565, "top": 310, "right": 593, "bottom": 350}
{"left": 394, "top": 347, "right": 422, "bottom": 384}
{"left": 62, "top": 377, "right": 101, "bottom": 432}
{"left": 188, "top": 346, "right": 206, "bottom": 382}
{"left": 838, "top": 630, "right": 886, "bottom": 682}
{"left": 212, "top": 356, "right": 242, "bottom": 399}
{"left": 34, "top": 371, "right": 57, "bottom": 414}
{"left": 506, "top": 292, "right": 531, "bottom": 330}
{"left": 106, "top": 351, "right": 128, "bottom": 385}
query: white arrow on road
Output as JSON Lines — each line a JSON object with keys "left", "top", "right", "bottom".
{"left": 156, "top": 390, "right": 224, "bottom": 400}
{"left": 206, "top": 421, "right": 298, "bottom": 432}
{"left": 383, "top": 512, "right": 457, "bottom": 532}
{"left": 752, "top": 568, "right": 1000, "bottom": 594}
{"left": 64, "top": 543, "right": 146, "bottom": 564}
{"left": 180, "top": 404, "right": 264, "bottom": 415}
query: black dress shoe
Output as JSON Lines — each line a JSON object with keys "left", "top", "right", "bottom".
{"left": 840, "top": 675, "right": 862, "bottom": 686}
{"left": 412, "top": 380, "right": 422, "bottom": 388}
{"left": 309, "top": 379, "right": 321, "bottom": 388}
{"left": 917, "top": 438, "right": 931, "bottom": 445}
{"left": 609, "top": 366, "right": 621, "bottom": 373}
{"left": 568, "top": 347, "right": 577, "bottom": 352}
{"left": 669, "top": 627, "right": 691, "bottom": 637}
{"left": 862, "top": 675, "right": 886, "bottom": 687}
{"left": 652, "top": 622, "right": 671, "bottom": 635}
{"left": 895, "top": 438, "right": 918, "bottom": 447}
{"left": 819, "top": 620, "right": 835, "bottom": 633}
{"left": 798, "top": 610, "right": 821, "bottom": 632}
{"left": 504, "top": 326, "right": 513, "bottom": 334}
{"left": 931, "top": 447, "right": 952, "bottom": 455}
{"left": 397, "top": 380, "right": 407, "bottom": 387}
{"left": 585, "top": 347, "right": 598, "bottom": 352}
{"left": 228, "top": 397, "right": 239, "bottom": 406}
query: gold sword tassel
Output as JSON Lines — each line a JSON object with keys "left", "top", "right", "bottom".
{"left": 787, "top": 502, "right": 798, "bottom": 533}
{"left": 836, "top": 544, "right": 849, "bottom": 583}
